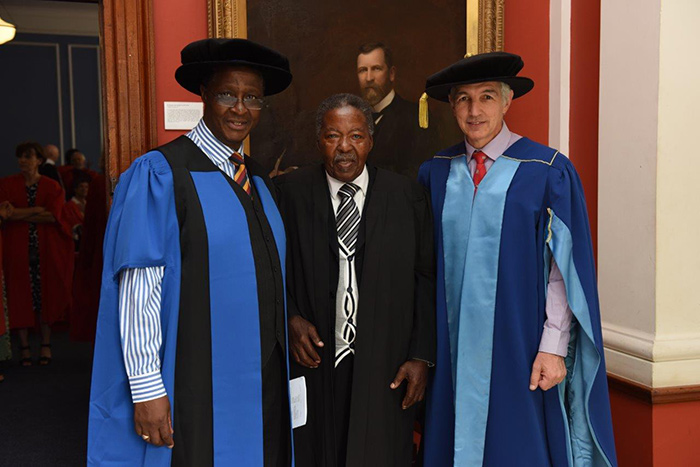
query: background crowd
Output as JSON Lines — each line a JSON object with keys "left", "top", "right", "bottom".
{"left": 0, "top": 142, "right": 107, "bottom": 383}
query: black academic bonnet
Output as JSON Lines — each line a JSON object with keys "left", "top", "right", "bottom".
{"left": 425, "top": 52, "right": 534, "bottom": 102}
{"left": 175, "top": 38, "right": 293, "bottom": 96}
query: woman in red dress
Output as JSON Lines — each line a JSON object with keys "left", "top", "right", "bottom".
{"left": 0, "top": 142, "right": 74, "bottom": 366}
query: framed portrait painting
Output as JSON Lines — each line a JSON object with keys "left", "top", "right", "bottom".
{"left": 208, "top": 0, "right": 504, "bottom": 175}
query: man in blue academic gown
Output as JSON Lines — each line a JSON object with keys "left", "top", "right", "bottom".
{"left": 88, "top": 38, "right": 294, "bottom": 466}
{"left": 419, "top": 52, "right": 617, "bottom": 466}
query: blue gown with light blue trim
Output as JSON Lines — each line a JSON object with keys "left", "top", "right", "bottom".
{"left": 419, "top": 137, "right": 617, "bottom": 467}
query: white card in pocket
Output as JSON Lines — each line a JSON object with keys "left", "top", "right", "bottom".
{"left": 289, "top": 376, "right": 307, "bottom": 429}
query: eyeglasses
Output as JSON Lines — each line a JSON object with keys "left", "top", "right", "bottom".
{"left": 206, "top": 90, "right": 266, "bottom": 110}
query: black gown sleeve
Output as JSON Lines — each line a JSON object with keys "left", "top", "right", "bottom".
{"left": 408, "top": 182, "right": 437, "bottom": 364}
{"left": 273, "top": 174, "right": 302, "bottom": 319}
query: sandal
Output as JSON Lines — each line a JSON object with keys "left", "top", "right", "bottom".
{"left": 20, "top": 345, "right": 32, "bottom": 367}
{"left": 39, "top": 343, "right": 52, "bottom": 366}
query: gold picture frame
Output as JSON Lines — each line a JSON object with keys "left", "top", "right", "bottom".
{"left": 207, "top": 0, "right": 505, "bottom": 55}
{"left": 207, "top": 0, "right": 505, "bottom": 173}
{"left": 207, "top": 0, "right": 248, "bottom": 39}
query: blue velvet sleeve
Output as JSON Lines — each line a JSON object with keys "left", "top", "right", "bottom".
{"left": 546, "top": 156, "right": 618, "bottom": 467}
{"left": 89, "top": 151, "right": 180, "bottom": 466}
{"left": 546, "top": 157, "right": 600, "bottom": 344}
{"left": 105, "top": 152, "right": 177, "bottom": 277}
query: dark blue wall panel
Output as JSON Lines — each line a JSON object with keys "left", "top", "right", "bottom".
{"left": 70, "top": 46, "right": 102, "bottom": 171}
{"left": 0, "top": 42, "right": 62, "bottom": 177}
{"left": 0, "top": 33, "right": 100, "bottom": 178}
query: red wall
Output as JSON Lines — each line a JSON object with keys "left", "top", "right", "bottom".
{"left": 610, "top": 387, "right": 700, "bottom": 466}
{"left": 504, "top": 0, "right": 600, "bottom": 253}
{"left": 570, "top": 0, "right": 601, "bottom": 253}
{"left": 653, "top": 400, "right": 700, "bottom": 465}
{"left": 610, "top": 390, "right": 653, "bottom": 467}
{"left": 503, "top": 0, "right": 550, "bottom": 146}
{"left": 153, "top": 0, "right": 208, "bottom": 145}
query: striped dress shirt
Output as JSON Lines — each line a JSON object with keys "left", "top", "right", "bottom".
{"left": 119, "top": 119, "right": 242, "bottom": 403}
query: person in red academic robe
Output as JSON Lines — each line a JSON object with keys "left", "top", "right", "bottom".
{"left": 70, "top": 172, "right": 107, "bottom": 342}
{"left": 64, "top": 174, "right": 90, "bottom": 248}
{"left": 0, "top": 142, "right": 74, "bottom": 366}
{"left": 59, "top": 149, "right": 98, "bottom": 200}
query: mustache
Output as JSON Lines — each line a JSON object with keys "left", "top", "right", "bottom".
{"left": 362, "top": 86, "right": 380, "bottom": 94}
{"left": 333, "top": 152, "right": 357, "bottom": 163}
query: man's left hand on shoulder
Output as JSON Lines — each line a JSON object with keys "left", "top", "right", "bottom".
{"left": 529, "top": 351, "right": 567, "bottom": 392}
{"left": 390, "top": 359, "right": 429, "bottom": 410}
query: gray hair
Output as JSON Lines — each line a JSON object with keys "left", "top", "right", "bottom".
{"left": 449, "top": 81, "right": 513, "bottom": 104}
{"left": 315, "top": 93, "right": 374, "bottom": 138}
{"left": 499, "top": 82, "right": 512, "bottom": 103}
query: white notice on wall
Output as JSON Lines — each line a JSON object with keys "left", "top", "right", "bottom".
{"left": 289, "top": 376, "right": 307, "bottom": 429}
{"left": 164, "top": 101, "right": 204, "bottom": 130}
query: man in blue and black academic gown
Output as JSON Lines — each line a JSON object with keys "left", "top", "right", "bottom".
{"left": 88, "top": 38, "right": 295, "bottom": 466}
{"left": 419, "top": 52, "right": 617, "bottom": 466}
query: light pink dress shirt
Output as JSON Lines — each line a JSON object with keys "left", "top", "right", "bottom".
{"left": 465, "top": 123, "right": 573, "bottom": 357}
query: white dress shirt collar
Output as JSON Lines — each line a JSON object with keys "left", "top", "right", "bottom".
{"left": 465, "top": 121, "right": 513, "bottom": 163}
{"left": 326, "top": 165, "right": 369, "bottom": 202}
{"left": 373, "top": 89, "right": 396, "bottom": 113}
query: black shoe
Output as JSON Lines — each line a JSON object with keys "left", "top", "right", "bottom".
{"left": 20, "top": 345, "right": 32, "bottom": 367}
{"left": 38, "top": 343, "right": 52, "bottom": 366}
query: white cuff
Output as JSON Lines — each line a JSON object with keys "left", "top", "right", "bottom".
{"left": 129, "top": 370, "right": 167, "bottom": 403}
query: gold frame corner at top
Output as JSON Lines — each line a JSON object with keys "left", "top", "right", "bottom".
{"left": 208, "top": 0, "right": 247, "bottom": 39}
{"left": 466, "top": 0, "right": 505, "bottom": 57}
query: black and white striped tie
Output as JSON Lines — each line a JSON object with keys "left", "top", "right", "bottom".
{"left": 336, "top": 183, "right": 361, "bottom": 256}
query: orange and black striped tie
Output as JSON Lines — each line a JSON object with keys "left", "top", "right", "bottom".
{"left": 229, "top": 151, "right": 251, "bottom": 196}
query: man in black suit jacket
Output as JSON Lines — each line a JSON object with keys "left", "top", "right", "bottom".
{"left": 357, "top": 42, "right": 436, "bottom": 179}
{"left": 39, "top": 143, "right": 64, "bottom": 189}
{"left": 276, "top": 93, "right": 435, "bottom": 467}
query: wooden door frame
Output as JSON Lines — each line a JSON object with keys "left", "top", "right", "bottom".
{"left": 100, "top": 0, "right": 157, "bottom": 192}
